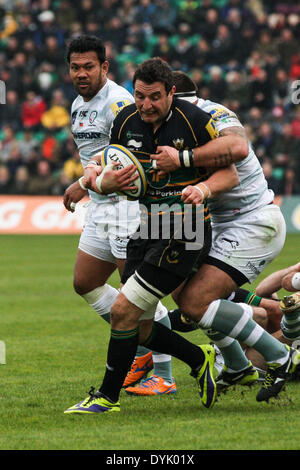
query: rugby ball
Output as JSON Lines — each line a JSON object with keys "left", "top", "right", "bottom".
{"left": 99, "top": 144, "right": 147, "bottom": 200}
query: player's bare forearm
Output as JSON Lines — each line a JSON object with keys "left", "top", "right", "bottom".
{"left": 181, "top": 165, "right": 238, "bottom": 205}
{"left": 151, "top": 127, "right": 248, "bottom": 171}
{"left": 193, "top": 131, "right": 248, "bottom": 169}
{"left": 201, "top": 164, "right": 239, "bottom": 198}
{"left": 63, "top": 180, "right": 87, "bottom": 211}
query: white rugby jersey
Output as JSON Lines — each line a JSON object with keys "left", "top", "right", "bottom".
{"left": 71, "top": 79, "right": 134, "bottom": 203}
{"left": 197, "top": 98, "right": 274, "bottom": 223}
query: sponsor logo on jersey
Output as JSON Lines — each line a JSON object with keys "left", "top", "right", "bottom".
{"left": 110, "top": 100, "right": 131, "bottom": 116}
{"left": 73, "top": 131, "right": 103, "bottom": 139}
{"left": 172, "top": 138, "right": 184, "bottom": 150}
{"left": 127, "top": 139, "right": 142, "bottom": 149}
{"left": 146, "top": 168, "right": 171, "bottom": 189}
{"left": 79, "top": 110, "right": 88, "bottom": 117}
{"left": 209, "top": 107, "right": 238, "bottom": 124}
{"left": 89, "top": 110, "right": 98, "bottom": 123}
{"left": 205, "top": 118, "right": 219, "bottom": 139}
{"left": 71, "top": 111, "right": 78, "bottom": 124}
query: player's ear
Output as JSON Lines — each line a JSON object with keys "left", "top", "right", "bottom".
{"left": 101, "top": 60, "right": 109, "bottom": 73}
{"left": 169, "top": 85, "right": 176, "bottom": 98}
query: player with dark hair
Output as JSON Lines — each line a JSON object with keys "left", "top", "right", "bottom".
{"left": 64, "top": 57, "right": 242, "bottom": 414}
{"left": 146, "top": 70, "right": 300, "bottom": 401}
{"left": 64, "top": 59, "right": 299, "bottom": 415}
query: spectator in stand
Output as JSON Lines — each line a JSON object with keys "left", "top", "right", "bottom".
{"left": 63, "top": 150, "right": 83, "bottom": 183}
{"left": 252, "top": 122, "right": 276, "bottom": 159}
{"left": 41, "top": 89, "right": 70, "bottom": 131}
{"left": 27, "top": 159, "right": 56, "bottom": 195}
{"left": 51, "top": 169, "right": 73, "bottom": 196}
{"left": 133, "top": 0, "right": 157, "bottom": 26}
{"left": 151, "top": 0, "right": 177, "bottom": 35}
{"left": 277, "top": 28, "right": 299, "bottom": 70}
{"left": 210, "top": 24, "right": 233, "bottom": 65}
{"left": 0, "top": 126, "right": 18, "bottom": 163}
{"left": 207, "top": 65, "right": 227, "bottom": 103}
{"left": 6, "top": 144, "right": 24, "bottom": 180}
{"left": 283, "top": 167, "right": 300, "bottom": 196}
{"left": 55, "top": 0, "right": 78, "bottom": 34}
{"left": 199, "top": 8, "right": 220, "bottom": 43}
{"left": 40, "top": 131, "right": 61, "bottom": 169}
{"left": 152, "top": 32, "right": 173, "bottom": 64}
{"left": 39, "top": 35, "right": 66, "bottom": 71}
{"left": 291, "top": 106, "right": 300, "bottom": 139}
{"left": 10, "top": 166, "right": 31, "bottom": 195}
{"left": 33, "top": 10, "right": 64, "bottom": 48}
{"left": 0, "top": 8, "right": 18, "bottom": 40}
{"left": 116, "top": 0, "right": 138, "bottom": 28}
{"left": 272, "top": 123, "right": 300, "bottom": 163}
{"left": 0, "top": 165, "right": 11, "bottom": 194}
{"left": 21, "top": 90, "right": 47, "bottom": 131}
{"left": 169, "top": 23, "right": 195, "bottom": 72}
{"left": 18, "top": 130, "right": 38, "bottom": 163}
{"left": 248, "top": 68, "right": 273, "bottom": 110}
{"left": 15, "top": 12, "right": 37, "bottom": 44}
{"left": 261, "top": 159, "right": 283, "bottom": 196}
{"left": 0, "top": 90, "right": 22, "bottom": 132}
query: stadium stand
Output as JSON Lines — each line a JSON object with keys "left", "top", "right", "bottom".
{"left": 0, "top": 0, "right": 300, "bottom": 196}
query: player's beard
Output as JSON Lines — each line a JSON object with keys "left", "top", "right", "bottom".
{"left": 76, "top": 76, "right": 104, "bottom": 101}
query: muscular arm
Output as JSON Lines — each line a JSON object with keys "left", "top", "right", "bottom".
{"left": 181, "top": 164, "right": 239, "bottom": 204}
{"left": 151, "top": 126, "right": 249, "bottom": 172}
{"left": 256, "top": 263, "right": 300, "bottom": 296}
{"left": 193, "top": 126, "right": 248, "bottom": 168}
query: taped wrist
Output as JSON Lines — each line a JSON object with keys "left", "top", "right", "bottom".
{"left": 178, "top": 149, "right": 194, "bottom": 168}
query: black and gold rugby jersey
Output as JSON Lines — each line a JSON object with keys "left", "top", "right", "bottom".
{"left": 110, "top": 97, "right": 218, "bottom": 217}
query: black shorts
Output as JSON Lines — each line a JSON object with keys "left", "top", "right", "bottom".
{"left": 121, "top": 221, "right": 212, "bottom": 296}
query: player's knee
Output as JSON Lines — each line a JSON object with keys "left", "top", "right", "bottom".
{"left": 73, "top": 276, "right": 90, "bottom": 296}
{"left": 177, "top": 294, "right": 208, "bottom": 321}
{"left": 110, "top": 294, "right": 136, "bottom": 328}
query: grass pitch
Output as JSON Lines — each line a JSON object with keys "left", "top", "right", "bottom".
{"left": 1, "top": 234, "right": 300, "bottom": 451}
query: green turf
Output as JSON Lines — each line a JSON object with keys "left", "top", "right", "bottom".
{"left": 1, "top": 234, "right": 300, "bottom": 450}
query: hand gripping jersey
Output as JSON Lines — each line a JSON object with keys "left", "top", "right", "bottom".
{"left": 71, "top": 78, "right": 134, "bottom": 203}
{"left": 196, "top": 99, "right": 274, "bottom": 223}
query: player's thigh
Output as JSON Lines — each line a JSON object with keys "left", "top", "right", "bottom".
{"left": 74, "top": 249, "right": 116, "bottom": 294}
{"left": 178, "top": 263, "right": 237, "bottom": 317}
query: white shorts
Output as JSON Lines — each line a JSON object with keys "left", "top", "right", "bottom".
{"left": 206, "top": 204, "right": 286, "bottom": 284}
{"left": 78, "top": 198, "right": 140, "bottom": 263}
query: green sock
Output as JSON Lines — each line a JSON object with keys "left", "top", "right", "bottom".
{"left": 201, "top": 299, "right": 288, "bottom": 364}
{"left": 281, "top": 309, "right": 300, "bottom": 341}
{"left": 205, "top": 330, "right": 249, "bottom": 371}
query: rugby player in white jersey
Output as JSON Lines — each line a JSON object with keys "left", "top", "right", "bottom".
{"left": 148, "top": 71, "right": 300, "bottom": 401}
{"left": 63, "top": 36, "right": 177, "bottom": 393}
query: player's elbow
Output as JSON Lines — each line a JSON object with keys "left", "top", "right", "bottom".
{"left": 233, "top": 137, "right": 248, "bottom": 162}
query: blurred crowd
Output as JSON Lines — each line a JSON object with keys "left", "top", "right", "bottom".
{"left": 0, "top": 0, "right": 300, "bottom": 196}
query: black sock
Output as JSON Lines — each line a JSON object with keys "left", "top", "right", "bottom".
{"left": 231, "top": 288, "right": 262, "bottom": 306}
{"left": 142, "top": 321, "right": 204, "bottom": 371}
{"left": 99, "top": 328, "right": 139, "bottom": 403}
{"left": 168, "top": 309, "right": 198, "bottom": 332}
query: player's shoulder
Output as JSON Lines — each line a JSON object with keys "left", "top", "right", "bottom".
{"left": 197, "top": 99, "right": 242, "bottom": 126}
{"left": 104, "top": 79, "right": 134, "bottom": 116}
{"left": 174, "top": 97, "right": 211, "bottom": 121}
{"left": 71, "top": 94, "right": 83, "bottom": 112}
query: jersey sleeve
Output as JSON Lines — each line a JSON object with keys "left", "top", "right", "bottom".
{"left": 206, "top": 105, "right": 243, "bottom": 133}
{"left": 106, "top": 97, "right": 133, "bottom": 131}
{"left": 196, "top": 109, "right": 219, "bottom": 144}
